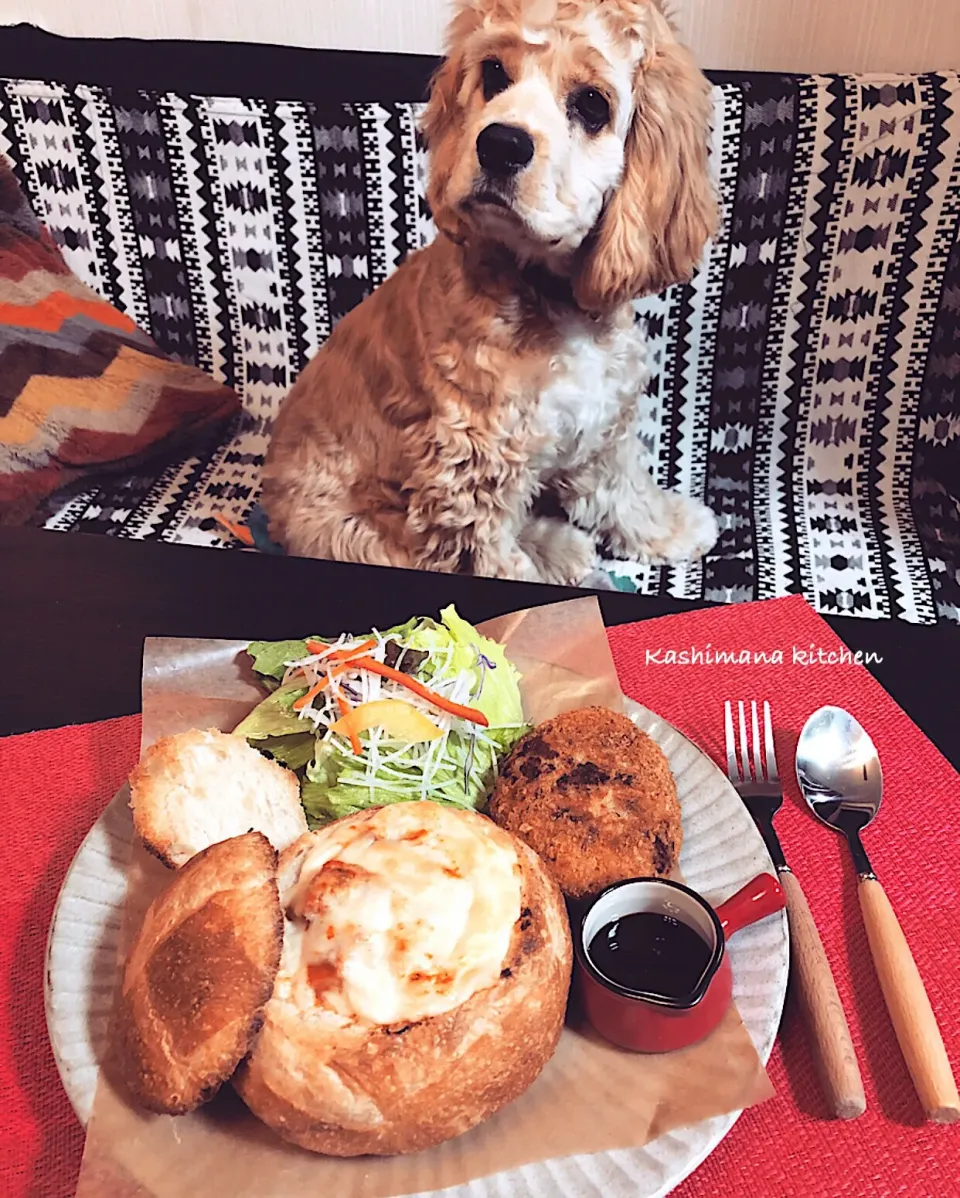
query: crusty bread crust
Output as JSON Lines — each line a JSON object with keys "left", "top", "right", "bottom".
{"left": 489, "top": 707, "right": 682, "bottom": 900}
{"left": 129, "top": 728, "right": 307, "bottom": 869}
{"left": 233, "top": 824, "right": 572, "bottom": 1155}
{"left": 115, "top": 831, "right": 283, "bottom": 1115}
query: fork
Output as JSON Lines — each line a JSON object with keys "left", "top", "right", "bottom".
{"left": 725, "top": 700, "right": 866, "bottom": 1120}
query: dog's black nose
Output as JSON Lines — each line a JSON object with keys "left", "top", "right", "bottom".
{"left": 476, "top": 123, "right": 534, "bottom": 176}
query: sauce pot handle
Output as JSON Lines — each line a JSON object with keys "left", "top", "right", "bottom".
{"left": 714, "top": 873, "right": 786, "bottom": 938}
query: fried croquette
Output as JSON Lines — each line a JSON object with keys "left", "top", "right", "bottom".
{"left": 488, "top": 706, "right": 682, "bottom": 900}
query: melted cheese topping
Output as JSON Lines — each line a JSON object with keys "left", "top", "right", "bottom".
{"left": 282, "top": 803, "right": 522, "bottom": 1026}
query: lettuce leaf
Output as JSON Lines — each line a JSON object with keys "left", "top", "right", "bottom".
{"left": 252, "top": 732, "right": 316, "bottom": 771}
{"left": 300, "top": 722, "right": 524, "bottom": 823}
{"left": 233, "top": 682, "right": 308, "bottom": 739}
{"left": 247, "top": 639, "right": 311, "bottom": 682}
{"left": 436, "top": 605, "right": 524, "bottom": 727}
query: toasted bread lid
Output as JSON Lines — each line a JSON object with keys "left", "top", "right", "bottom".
{"left": 116, "top": 830, "right": 284, "bottom": 1115}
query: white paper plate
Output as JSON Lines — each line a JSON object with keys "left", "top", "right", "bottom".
{"left": 45, "top": 701, "right": 789, "bottom": 1198}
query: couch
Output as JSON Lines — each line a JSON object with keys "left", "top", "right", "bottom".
{"left": 1, "top": 24, "right": 957, "bottom": 625}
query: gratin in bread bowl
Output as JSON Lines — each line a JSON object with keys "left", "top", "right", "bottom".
{"left": 233, "top": 801, "right": 573, "bottom": 1155}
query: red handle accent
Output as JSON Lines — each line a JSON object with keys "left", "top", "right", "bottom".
{"left": 714, "top": 873, "right": 786, "bottom": 939}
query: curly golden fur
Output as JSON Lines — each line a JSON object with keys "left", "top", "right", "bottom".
{"left": 262, "top": 0, "right": 719, "bottom": 584}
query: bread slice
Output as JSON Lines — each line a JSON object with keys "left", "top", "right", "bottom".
{"left": 115, "top": 830, "right": 283, "bottom": 1115}
{"left": 130, "top": 728, "right": 308, "bottom": 869}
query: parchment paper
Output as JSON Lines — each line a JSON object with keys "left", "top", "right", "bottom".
{"left": 75, "top": 596, "right": 773, "bottom": 1198}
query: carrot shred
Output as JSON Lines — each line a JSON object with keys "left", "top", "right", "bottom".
{"left": 336, "top": 692, "right": 362, "bottom": 755}
{"left": 213, "top": 512, "right": 255, "bottom": 547}
{"left": 330, "top": 638, "right": 377, "bottom": 661}
{"left": 335, "top": 657, "right": 489, "bottom": 727}
{"left": 293, "top": 673, "right": 361, "bottom": 754}
{"left": 292, "top": 679, "right": 325, "bottom": 712}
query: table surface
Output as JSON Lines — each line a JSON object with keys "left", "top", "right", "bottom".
{"left": 2, "top": 526, "right": 958, "bottom": 767}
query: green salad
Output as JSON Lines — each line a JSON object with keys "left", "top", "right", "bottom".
{"left": 235, "top": 607, "right": 528, "bottom": 825}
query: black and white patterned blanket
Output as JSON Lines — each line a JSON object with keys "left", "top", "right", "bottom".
{"left": 1, "top": 72, "right": 958, "bottom": 623}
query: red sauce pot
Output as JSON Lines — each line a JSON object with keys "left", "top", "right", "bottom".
{"left": 575, "top": 873, "right": 785, "bottom": 1053}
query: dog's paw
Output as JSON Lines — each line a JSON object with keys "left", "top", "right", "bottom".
{"left": 497, "top": 549, "right": 545, "bottom": 583}
{"left": 579, "top": 569, "right": 619, "bottom": 592}
{"left": 519, "top": 517, "right": 598, "bottom": 586}
{"left": 606, "top": 493, "right": 719, "bottom": 564}
{"left": 472, "top": 540, "right": 545, "bottom": 582}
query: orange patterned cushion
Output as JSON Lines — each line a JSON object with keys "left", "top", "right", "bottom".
{"left": 0, "top": 159, "right": 240, "bottom": 525}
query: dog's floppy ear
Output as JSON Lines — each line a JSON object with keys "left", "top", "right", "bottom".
{"left": 421, "top": 5, "right": 479, "bottom": 245}
{"left": 421, "top": 47, "right": 463, "bottom": 153}
{"left": 574, "top": 10, "right": 717, "bottom": 311}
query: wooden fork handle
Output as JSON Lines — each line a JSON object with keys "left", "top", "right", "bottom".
{"left": 780, "top": 870, "right": 866, "bottom": 1119}
{"left": 858, "top": 877, "right": 960, "bottom": 1123}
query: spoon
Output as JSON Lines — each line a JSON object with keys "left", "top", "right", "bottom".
{"left": 796, "top": 705, "right": 960, "bottom": 1124}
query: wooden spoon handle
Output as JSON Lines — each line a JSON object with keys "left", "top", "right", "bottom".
{"left": 858, "top": 877, "right": 960, "bottom": 1123}
{"left": 780, "top": 870, "right": 866, "bottom": 1119}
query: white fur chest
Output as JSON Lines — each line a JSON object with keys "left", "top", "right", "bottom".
{"left": 531, "top": 311, "right": 649, "bottom": 474}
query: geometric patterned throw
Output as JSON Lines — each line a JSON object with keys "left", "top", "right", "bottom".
{"left": 0, "top": 73, "right": 957, "bottom": 622}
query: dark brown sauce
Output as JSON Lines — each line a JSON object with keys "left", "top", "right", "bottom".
{"left": 587, "top": 912, "right": 712, "bottom": 998}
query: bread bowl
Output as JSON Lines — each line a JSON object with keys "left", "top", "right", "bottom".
{"left": 232, "top": 800, "right": 573, "bottom": 1155}
{"left": 129, "top": 728, "right": 307, "bottom": 868}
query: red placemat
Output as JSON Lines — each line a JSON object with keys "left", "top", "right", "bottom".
{"left": 3, "top": 595, "right": 958, "bottom": 1197}
{"left": 0, "top": 715, "right": 141, "bottom": 1198}
{"left": 609, "top": 594, "right": 960, "bottom": 1198}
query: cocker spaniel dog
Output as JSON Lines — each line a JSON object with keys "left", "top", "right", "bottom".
{"left": 262, "top": 0, "right": 719, "bottom": 585}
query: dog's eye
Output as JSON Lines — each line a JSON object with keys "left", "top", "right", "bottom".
{"left": 481, "top": 58, "right": 511, "bottom": 101}
{"left": 569, "top": 87, "right": 610, "bottom": 133}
